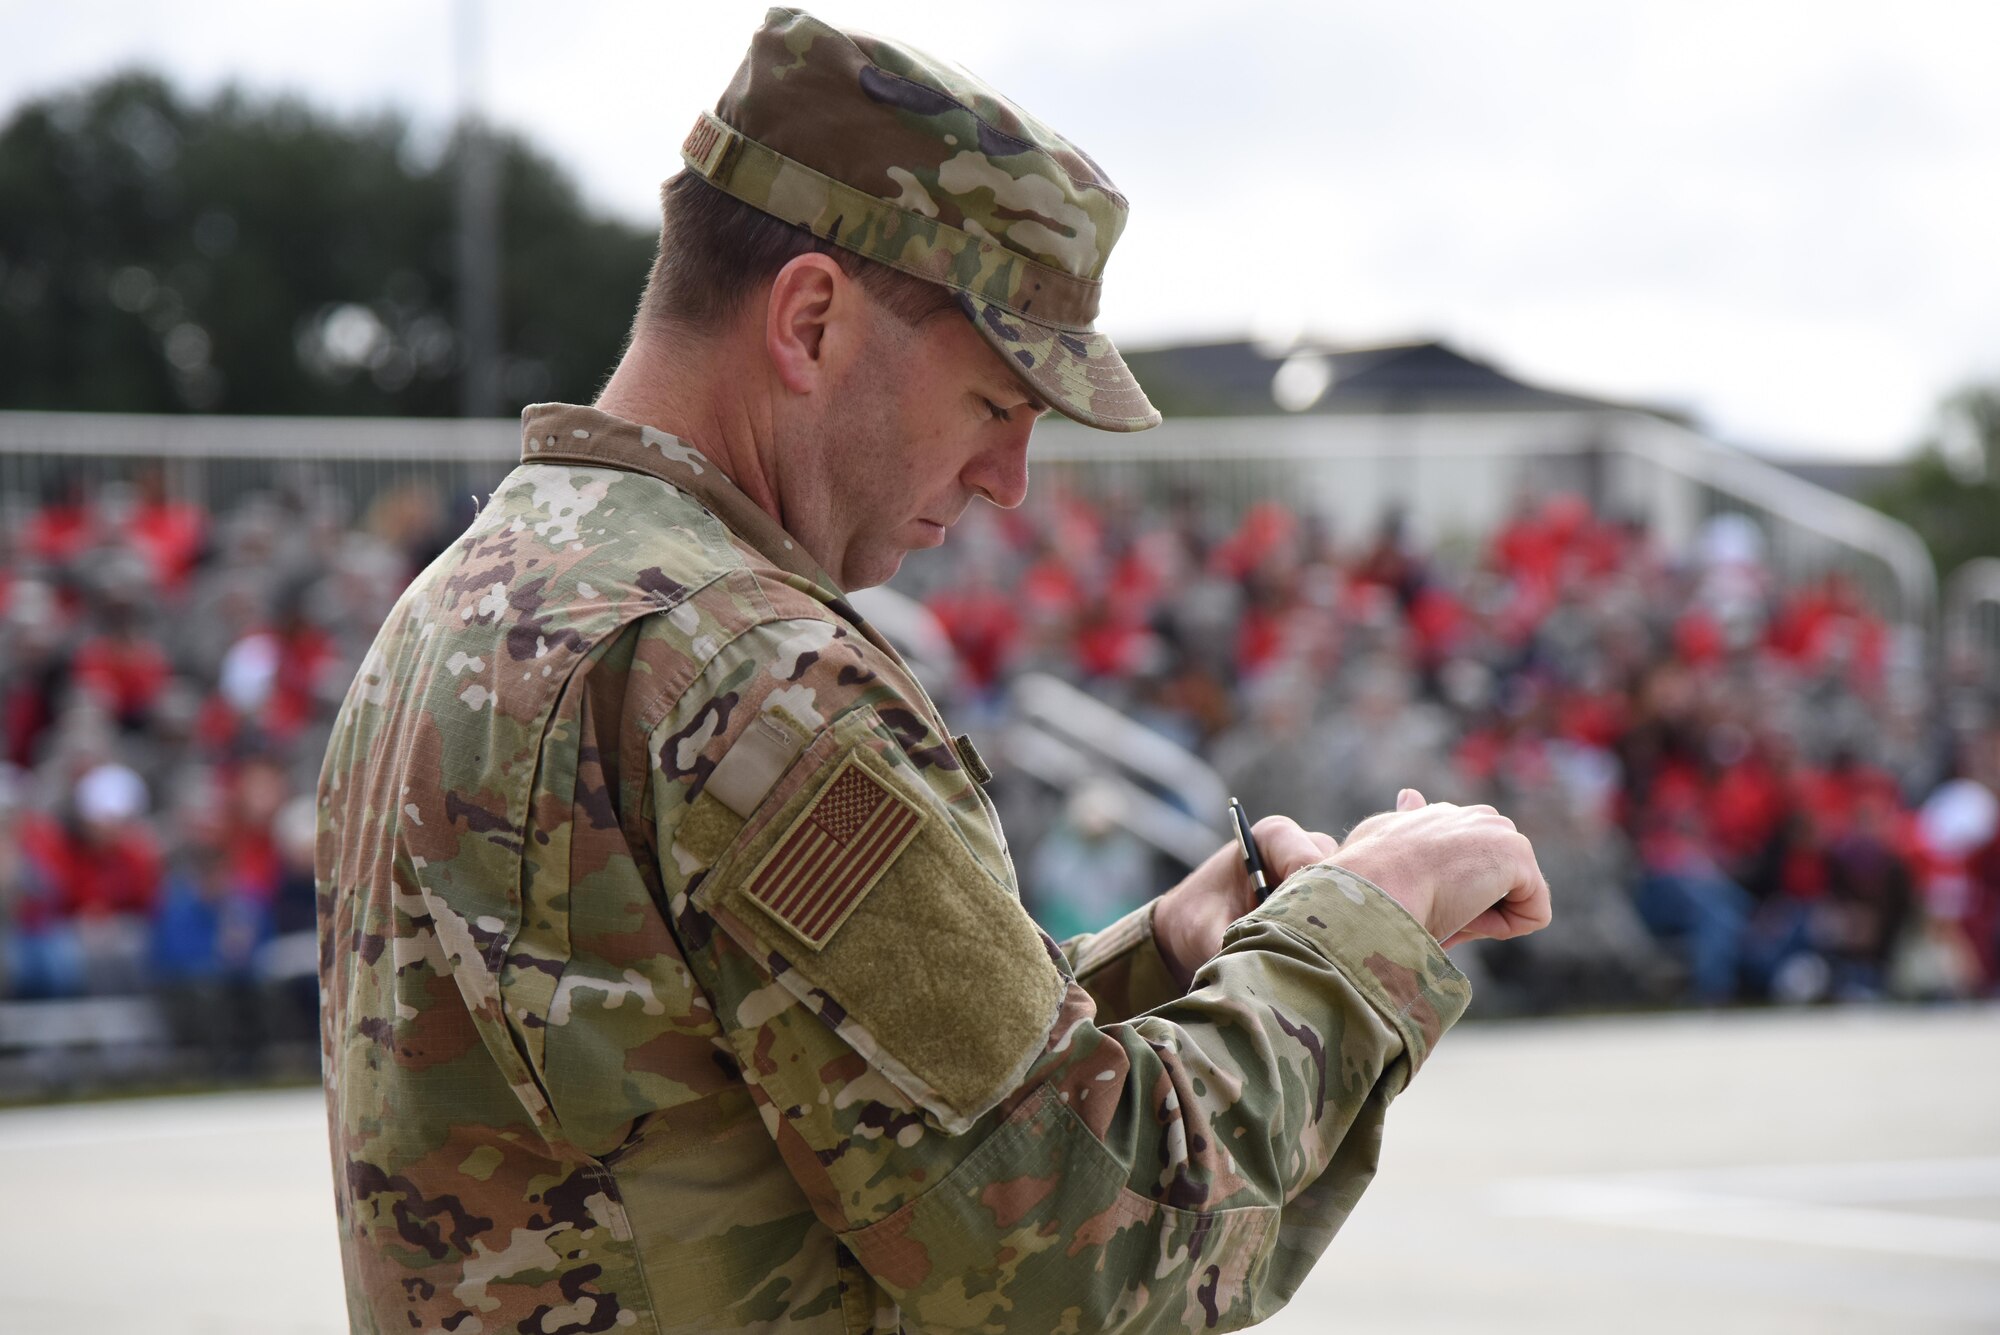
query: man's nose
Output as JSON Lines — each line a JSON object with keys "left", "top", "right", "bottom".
{"left": 965, "top": 421, "right": 1033, "bottom": 510}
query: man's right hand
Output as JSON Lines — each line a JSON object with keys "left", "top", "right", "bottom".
{"left": 1328, "top": 788, "right": 1553, "bottom": 947}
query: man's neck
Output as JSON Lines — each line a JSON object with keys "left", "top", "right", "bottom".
{"left": 594, "top": 331, "right": 785, "bottom": 525}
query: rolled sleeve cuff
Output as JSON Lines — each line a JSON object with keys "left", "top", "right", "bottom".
{"left": 1058, "top": 898, "right": 1185, "bottom": 1023}
{"left": 1230, "top": 863, "right": 1472, "bottom": 1079}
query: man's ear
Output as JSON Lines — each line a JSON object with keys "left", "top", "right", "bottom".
{"left": 765, "top": 253, "right": 854, "bottom": 396}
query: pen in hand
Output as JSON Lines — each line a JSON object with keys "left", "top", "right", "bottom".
{"left": 1228, "top": 796, "right": 1271, "bottom": 902}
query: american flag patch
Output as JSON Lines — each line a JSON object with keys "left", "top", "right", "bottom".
{"left": 742, "top": 756, "right": 927, "bottom": 951}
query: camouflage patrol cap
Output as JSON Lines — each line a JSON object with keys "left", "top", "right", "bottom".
{"left": 683, "top": 6, "right": 1161, "bottom": 432}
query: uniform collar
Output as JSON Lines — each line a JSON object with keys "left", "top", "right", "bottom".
{"left": 518, "top": 403, "right": 969, "bottom": 769}
{"left": 519, "top": 401, "right": 845, "bottom": 600}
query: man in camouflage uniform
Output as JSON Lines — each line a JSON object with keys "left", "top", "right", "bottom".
{"left": 316, "top": 9, "right": 1552, "bottom": 1333}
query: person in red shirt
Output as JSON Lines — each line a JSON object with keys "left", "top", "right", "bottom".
{"left": 1705, "top": 734, "right": 1792, "bottom": 880}
{"left": 24, "top": 475, "right": 96, "bottom": 568}
{"left": 1233, "top": 572, "right": 1295, "bottom": 680}
{"left": 1073, "top": 591, "right": 1150, "bottom": 681}
{"left": 126, "top": 467, "right": 208, "bottom": 595}
{"left": 925, "top": 568, "right": 1021, "bottom": 695}
{"left": 72, "top": 603, "right": 172, "bottom": 732}
{"left": 11, "top": 763, "right": 162, "bottom": 996}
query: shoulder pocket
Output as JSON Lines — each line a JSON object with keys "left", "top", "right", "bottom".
{"left": 689, "top": 707, "right": 1065, "bottom": 1135}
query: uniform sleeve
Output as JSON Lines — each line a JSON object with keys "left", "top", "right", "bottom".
{"left": 654, "top": 618, "right": 1472, "bottom": 1334}
{"left": 1056, "top": 900, "right": 1186, "bottom": 1023}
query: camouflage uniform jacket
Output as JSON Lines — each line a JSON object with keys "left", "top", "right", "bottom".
{"left": 317, "top": 402, "right": 1473, "bottom": 1335}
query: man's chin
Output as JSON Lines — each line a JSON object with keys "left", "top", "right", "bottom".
{"left": 843, "top": 548, "right": 907, "bottom": 592}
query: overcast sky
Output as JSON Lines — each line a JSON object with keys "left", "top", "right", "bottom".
{"left": 7, "top": 0, "right": 1997, "bottom": 459}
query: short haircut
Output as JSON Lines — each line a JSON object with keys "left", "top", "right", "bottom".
{"left": 637, "top": 172, "right": 959, "bottom": 337}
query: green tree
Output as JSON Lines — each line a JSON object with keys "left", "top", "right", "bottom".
{"left": 1869, "top": 382, "right": 2000, "bottom": 579}
{"left": 0, "top": 71, "right": 656, "bottom": 415}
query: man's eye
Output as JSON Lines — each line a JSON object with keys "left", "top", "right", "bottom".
{"left": 981, "top": 397, "right": 1012, "bottom": 423}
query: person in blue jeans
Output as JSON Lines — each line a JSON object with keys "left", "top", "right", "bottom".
{"left": 152, "top": 832, "right": 270, "bottom": 1074}
{"left": 1636, "top": 812, "right": 1751, "bottom": 1005}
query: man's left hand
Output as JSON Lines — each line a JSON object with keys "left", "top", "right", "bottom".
{"left": 1153, "top": 816, "right": 1339, "bottom": 990}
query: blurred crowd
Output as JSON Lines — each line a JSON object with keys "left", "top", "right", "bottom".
{"left": 909, "top": 484, "right": 2000, "bottom": 1011}
{"left": 3, "top": 465, "right": 1997, "bottom": 1091}
{"left": 0, "top": 466, "right": 457, "bottom": 1078}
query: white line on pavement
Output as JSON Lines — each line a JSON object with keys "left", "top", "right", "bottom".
{"left": 1489, "top": 1157, "right": 2000, "bottom": 1262}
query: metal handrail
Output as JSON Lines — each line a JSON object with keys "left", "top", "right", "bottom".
{"left": 1617, "top": 416, "right": 1938, "bottom": 628}
{"left": 1001, "top": 725, "right": 1221, "bottom": 869}
{"left": 1007, "top": 672, "right": 1228, "bottom": 868}
{"left": 1944, "top": 558, "right": 2000, "bottom": 658}
{"left": 847, "top": 587, "right": 1224, "bottom": 868}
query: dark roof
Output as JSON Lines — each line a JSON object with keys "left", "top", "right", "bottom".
{"left": 1120, "top": 337, "right": 1669, "bottom": 419}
